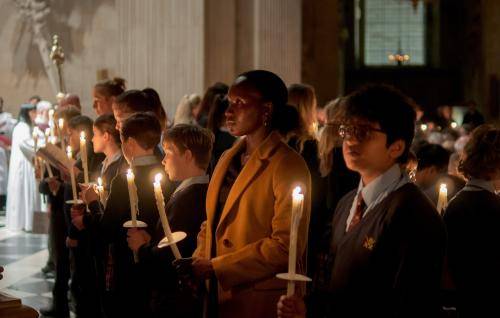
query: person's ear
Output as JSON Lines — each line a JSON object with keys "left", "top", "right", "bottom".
{"left": 184, "top": 149, "right": 193, "bottom": 163}
{"left": 103, "top": 131, "right": 110, "bottom": 142}
{"left": 388, "top": 139, "right": 405, "bottom": 160}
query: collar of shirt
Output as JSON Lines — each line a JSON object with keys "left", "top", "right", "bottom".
{"left": 346, "top": 164, "right": 409, "bottom": 231}
{"left": 463, "top": 178, "right": 496, "bottom": 194}
{"left": 172, "top": 174, "right": 209, "bottom": 197}
{"left": 101, "top": 151, "right": 122, "bottom": 174}
{"left": 131, "top": 155, "right": 158, "bottom": 167}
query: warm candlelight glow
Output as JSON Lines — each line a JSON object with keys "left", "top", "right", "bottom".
{"left": 451, "top": 121, "right": 458, "bottom": 129}
{"left": 421, "top": 124, "right": 428, "bottom": 132}
{"left": 58, "top": 118, "right": 64, "bottom": 129}
{"left": 80, "top": 130, "right": 85, "bottom": 140}
{"left": 154, "top": 173, "right": 162, "bottom": 184}
{"left": 292, "top": 186, "right": 303, "bottom": 198}
{"left": 98, "top": 177, "right": 103, "bottom": 187}
{"left": 440, "top": 183, "right": 447, "bottom": 191}
{"left": 67, "top": 146, "right": 72, "bottom": 159}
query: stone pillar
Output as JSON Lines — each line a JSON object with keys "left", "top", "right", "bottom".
{"left": 234, "top": 0, "right": 302, "bottom": 85}
{"left": 116, "top": 0, "right": 205, "bottom": 116}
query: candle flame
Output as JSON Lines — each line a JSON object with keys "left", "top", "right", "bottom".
{"left": 127, "top": 168, "right": 133, "bottom": 177}
{"left": 440, "top": 183, "right": 447, "bottom": 191}
{"left": 421, "top": 124, "right": 428, "bottom": 132}
{"left": 154, "top": 173, "right": 163, "bottom": 184}
{"left": 98, "top": 177, "right": 102, "bottom": 186}
{"left": 66, "top": 146, "right": 72, "bottom": 158}
{"left": 58, "top": 118, "right": 64, "bottom": 128}
{"left": 292, "top": 186, "right": 303, "bottom": 197}
{"left": 451, "top": 122, "right": 458, "bottom": 129}
{"left": 80, "top": 131, "right": 86, "bottom": 140}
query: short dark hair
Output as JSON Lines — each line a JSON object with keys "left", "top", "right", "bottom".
{"left": 163, "top": 124, "right": 214, "bottom": 170}
{"left": 459, "top": 124, "right": 500, "bottom": 180}
{"left": 342, "top": 84, "right": 417, "bottom": 163}
{"left": 121, "top": 112, "right": 161, "bottom": 150}
{"left": 94, "top": 114, "right": 120, "bottom": 145}
{"left": 115, "top": 89, "right": 152, "bottom": 113}
{"left": 416, "top": 143, "right": 450, "bottom": 173}
{"left": 68, "top": 115, "right": 94, "bottom": 137}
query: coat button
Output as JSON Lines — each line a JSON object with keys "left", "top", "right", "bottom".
{"left": 222, "top": 239, "right": 232, "bottom": 248}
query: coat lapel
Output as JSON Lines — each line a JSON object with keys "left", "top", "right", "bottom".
{"left": 215, "top": 132, "right": 282, "bottom": 235}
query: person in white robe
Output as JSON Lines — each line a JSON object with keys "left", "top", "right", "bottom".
{"left": 6, "top": 104, "right": 41, "bottom": 231}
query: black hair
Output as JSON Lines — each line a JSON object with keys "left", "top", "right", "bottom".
{"left": 121, "top": 112, "right": 161, "bottom": 150}
{"left": 416, "top": 143, "right": 450, "bottom": 173}
{"left": 207, "top": 95, "right": 229, "bottom": 133}
{"left": 234, "top": 70, "right": 292, "bottom": 134}
{"left": 142, "top": 87, "right": 168, "bottom": 129}
{"left": 342, "top": 84, "right": 417, "bottom": 163}
{"left": 197, "top": 82, "right": 229, "bottom": 122}
{"left": 17, "top": 104, "right": 36, "bottom": 127}
{"left": 29, "top": 95, "right": 41, "bottom": 103}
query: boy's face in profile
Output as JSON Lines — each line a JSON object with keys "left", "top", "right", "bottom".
{"left": 341, "top": 118, "right": 402, "bottom": 181}
{"left": 112, "top": 103, "right": 133, "bottom": 132}
{"left": 92, "top": 126, "right": 105, "bottom": 153}
{"left": 162, "top": 141, "right": 188, "bottom": 182}
{"left": 68, "top": 128, "right": 81, "bottom": 152}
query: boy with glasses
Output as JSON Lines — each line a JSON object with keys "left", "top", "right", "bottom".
{"left": 278, "top": 85, "right": 446, "bottom": 318}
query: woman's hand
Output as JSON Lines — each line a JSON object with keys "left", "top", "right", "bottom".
{"left": 277, "top": 295, "right": 306, "bottom": 318}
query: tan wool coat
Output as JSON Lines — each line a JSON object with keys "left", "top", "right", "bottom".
{"left": 193, "top": 131, "right": 312, "bottom": 318}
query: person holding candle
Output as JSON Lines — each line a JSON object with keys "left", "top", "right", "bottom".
{"left": 414, "top": 143, "right": 465, "bottom": 206}
{"left": 443, "top": 124, "right": 500, "bottom": 318}
{"left": 65, "top": 115, "right": 104, "bottom": 318}
{"left": 77, "top": 112, "right": 164, "bottom": 318}
{"left": 126, "top": 124, "right": 213, "bottom": 317}
{"left": 6, "top": 103, "right": 40, "bottom": 231}
{"left": 179, "top": 70, "right": 311, "bottom": 318}
{"left": 278, "top": 84, "right": 446, "bottom": 317}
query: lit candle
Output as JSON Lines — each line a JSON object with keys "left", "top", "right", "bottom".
{"left": 80, "top": 131, "right": 89, "bottom": 184}
{"left": 96, "top": 177, "right": 105, "bottom": 205}
{"left": 153, "top": 173, "right": 181, "bottom": 259}
{"left": 420, "top": 124, "right": 428, "bottom": 132}
{"left": 67, "top": 146, "right": 78, "bottom": 201}
{"left": 58, "top": 118, "right": 66, "bottom": 151}
{"left": 287, "top": 186, "right": 304, "bottom": 296}
{"left": 126, "top": 168, "right": 140, "bottom": 263}
{"left": 451, "top": 121, "right": 458, "bottom": 129}
{"left": 126, "top": 169, "right": 138, "bottom": 226}
{"left": 48, "top": 109, "right": 55, "bottom": 139}
{"left": 436, "top": 183, "right": 448, "bottom": 214}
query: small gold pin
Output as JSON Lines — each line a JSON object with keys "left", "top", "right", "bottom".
{"left": 363, "top": 236, "right": 376, "bottom": 250}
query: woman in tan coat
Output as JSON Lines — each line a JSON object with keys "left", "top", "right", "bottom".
{"left": 188, "top": 70, "right": 311, "bottom": 318}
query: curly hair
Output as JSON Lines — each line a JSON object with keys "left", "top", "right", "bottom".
{"left": 459, "top": 124, "right": 500, "bottom": 180}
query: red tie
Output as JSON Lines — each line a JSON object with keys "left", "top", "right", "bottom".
{"left": 347, "top": 192, "right": 366, "bottom": 232}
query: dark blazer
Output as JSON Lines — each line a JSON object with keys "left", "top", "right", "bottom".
{"left": 444, "top": 189, "right": 500, "bottom": 318}
{"left": 326, "top": 183, "right": 446, "bottom": 317}
{"left": 85, "top": 161, "right": 166, "bottom": 317}
{"left": 139, "top": 182, "right": 208, "bottom": 317}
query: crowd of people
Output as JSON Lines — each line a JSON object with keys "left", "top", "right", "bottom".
{"left": 0, "top": 70, "right": 498, "bottom": 318}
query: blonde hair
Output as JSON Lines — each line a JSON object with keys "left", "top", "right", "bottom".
{"left": 318, "top": 98, "right": 344, "bottom": 177}
{"left": 286, "top": 84, "right": 318, "bottom": 153}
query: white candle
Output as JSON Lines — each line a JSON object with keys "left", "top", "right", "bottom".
{"left": 58, "top": 118, "right": 66, "bottom": 151}
{"left": 96, "top": 177, "right": 105, "bottom": 205}
{"left": 80, "top": 131, "right": 89, "bottom": 184}
{"left": 126, "top": 169, "right": 138, "bottom": 226}
{"left": 436, "top": 183, "right": 448, "bottom": 214}
{"left": 126, "top": 168, "right": 140, "bottom": 262}
{"left": 153, "top": 173, "right": 181, "bottom": 259}
{"left": 287, "top": 186, "right": 304, "bottom": 296}
{"left": 48, "top": 109, "right": 55, "bottom": 139}
{"left": 67, "top": 146, "right": 78, "bottom": 201}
